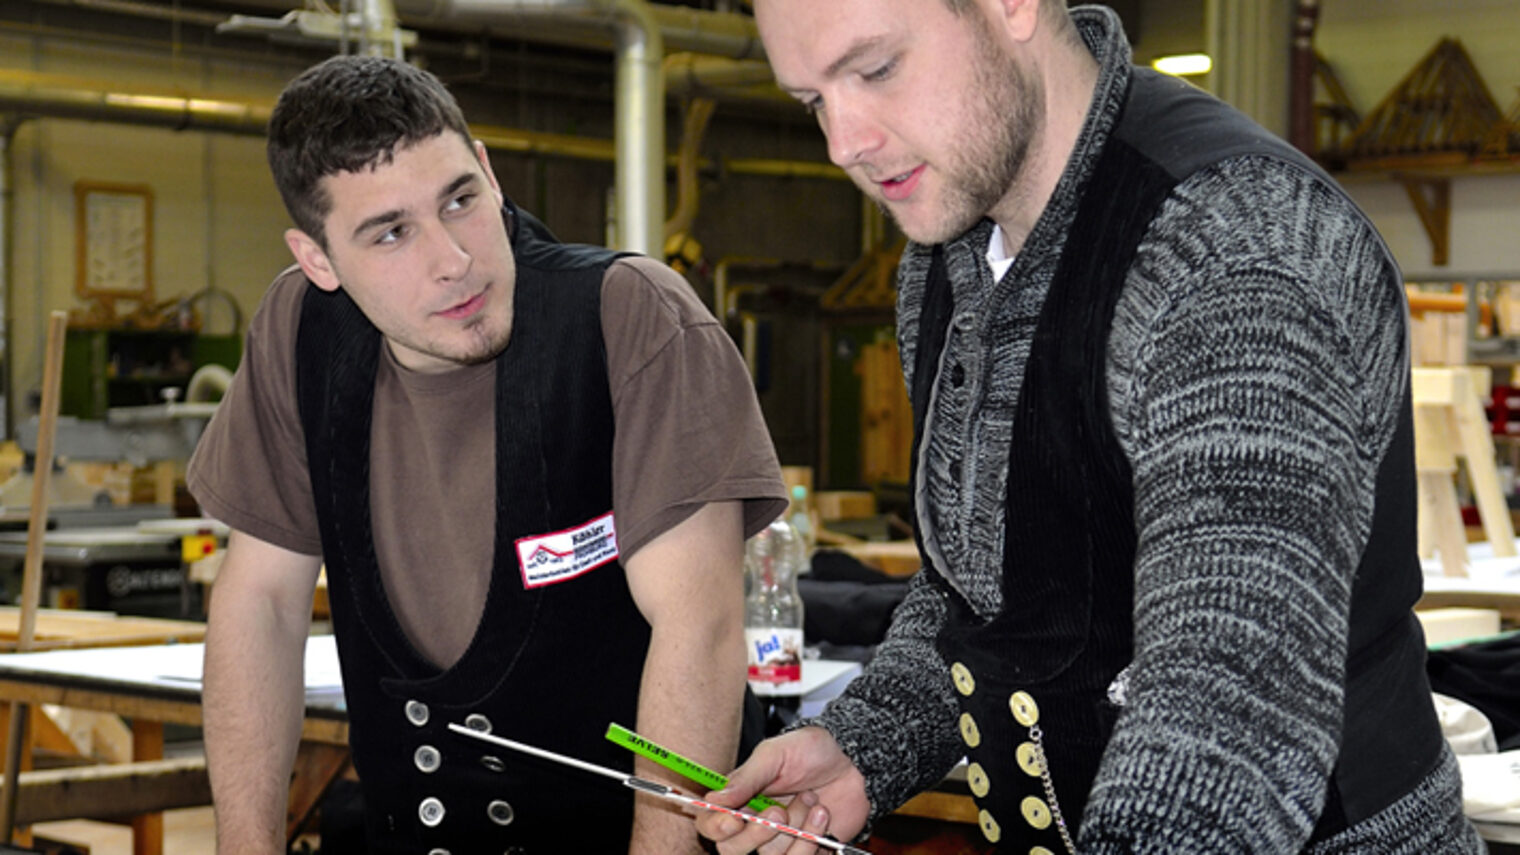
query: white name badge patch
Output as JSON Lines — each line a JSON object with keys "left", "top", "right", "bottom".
{"left": 515, "top": 512, "right": 619, "bottom": 589}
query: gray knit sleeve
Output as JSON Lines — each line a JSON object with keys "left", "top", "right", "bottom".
{"left": 807, "top": 569, "right": 966, "bottom": 819}
{"left": 1081, "top": 156, "right": 1407, "bottom": 851}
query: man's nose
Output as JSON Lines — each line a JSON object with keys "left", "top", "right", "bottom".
{"left": 427, "top": 224, "right": 472, "bottom": 281}
{"left": 823, "top": 98, "right": 885, "bottom": 169}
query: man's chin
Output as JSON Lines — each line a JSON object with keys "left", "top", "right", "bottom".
{"left": 887, "top": 208, "right": 978, "bottom": 247}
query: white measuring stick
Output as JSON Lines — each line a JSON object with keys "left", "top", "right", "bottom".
{"left": 446, "top": 723, "right": 869, "bottom": 854}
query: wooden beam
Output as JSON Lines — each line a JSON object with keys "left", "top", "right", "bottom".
{"left": 1399, "top": 175, "right": 1452, "bottom": 266}
{"left": 10, "top": 757, "right": 209, "bottom": 825}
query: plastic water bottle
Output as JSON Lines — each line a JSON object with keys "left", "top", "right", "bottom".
{"left": 744, "top": 519, "right": 805, "bottom": 689}
{"left": 786, "top": 485, "right": 816, "bottom": 573}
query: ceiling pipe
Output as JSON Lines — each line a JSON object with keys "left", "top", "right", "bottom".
{"left": 665, "top": 96, "right": 714, "bottom": 243}
{"left": 388, "top": 0, "right": 767, "bottom": 254}
{"left": 392, "top": 0, "right": 765, "bottom": 59}
{"left": 0, "top": 70, "right": 273, "bottom": 134}
{"left": 0, "top": 69, "right": 844, "bottom": 181}
{"left": 611, "top": 0, "right": 663, "bottom": 255}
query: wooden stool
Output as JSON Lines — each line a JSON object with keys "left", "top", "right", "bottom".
{"left": 1413, "top": 366, "right": 1516, "bottom": 576}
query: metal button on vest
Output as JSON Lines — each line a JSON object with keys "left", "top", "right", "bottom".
{"left": 966, "top": 761, "right": 990, "bottom": 798}
{"left": 418, "top": 797, "right": 445, "bottom": 827}
{"left": 487, "top": 800, "right": 515, "bottom": 826}
{"left": 958, "top": 712, "right": 981, "bottom": 748}
{"left": 1021, "top": 796, "right": 1052, "bottom": 830}
{"left": 405, "top": 700, "right": 430, "bottom": 727}
{"left": 465, "top": 713, "right": 493, "bottom": 734}
{"left": 1031, "top": 848, "right": 1056, "bottom": 855}
{"left": 1009, "top": 691, "right": 1039, "bottom": 727}
{"left": 427, "top": 849, "right": 450, "bottom": 855}
{"left": 1016, "top": 742, "right": 1042, "bottom": 777}
{"left": 977, "top": 808, "right": 1001, "bottom": 843}
{"left": 414, "top": 745, "right": 442, "bottom": 774}
{"left": 481, "top": 755, "right": 507, "bottom": 773}
{"left": 950, "top": 662, "right": 975, "bottom": 696}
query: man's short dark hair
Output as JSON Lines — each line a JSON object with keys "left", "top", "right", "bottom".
{"left": 267, "top": 55, "right": 472, "bottom": 249}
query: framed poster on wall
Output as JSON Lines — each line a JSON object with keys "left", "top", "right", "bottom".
{"left": 75, "top": 181, "right": 154, "bottom": 312}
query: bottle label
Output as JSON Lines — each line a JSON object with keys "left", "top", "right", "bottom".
{"left": 746, "top": 627, "right": 803, "bottom": 684}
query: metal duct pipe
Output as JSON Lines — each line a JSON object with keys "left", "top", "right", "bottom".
{"left": 665, "top": 97, "right": 714, "bottom": 242}
{"left": 611, "top": 0, "right": 663, "bottom": 254}
{"left": 390, "top": 0, "right": 768, "bottom": 253}
{"left": 393, "top": 0, "right": 764, "bottom": 59}
{"left": 0, "top": 70, "right": 272, "bottom": 135}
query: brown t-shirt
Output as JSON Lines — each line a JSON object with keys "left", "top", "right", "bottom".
{"left": 187, "top": 256, "right": 786, "bottom": 667}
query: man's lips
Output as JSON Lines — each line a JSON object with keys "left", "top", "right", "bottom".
{"left": 437, "top": 288, "right": 487, "bottom": 320}
{"left": 876, "top": 165, "right": 925, "bottom": 202}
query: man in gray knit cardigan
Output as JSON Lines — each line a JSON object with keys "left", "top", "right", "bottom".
{"left": 698, "top": 0, "right": 1485, "bottom": 852}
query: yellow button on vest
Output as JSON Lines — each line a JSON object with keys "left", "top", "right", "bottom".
{"left": 967, "top": 761, "right": 990, "bottom": 798}
{"left": 1016, "top": 741, "right": 1042, "bottom": 777}
{"left": 959, "top": 712, "right": 982, "bottom": 748}
{"left": 951, "top": 662, "right": 976, "bottom": 696}
{"left": 1031, "top": 848, "right": 1056, "bottom": 855}
{"left": 1009, "top": 691, "right": 1039, "bottom": 727}
{"left": 1021, "top": 796, "right": 1052, "bottom": 830}
{"left": 978, "top": 809, "right": 1001, "bottom": 843}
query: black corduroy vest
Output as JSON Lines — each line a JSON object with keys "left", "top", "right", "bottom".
{"left": 296, "top": 204, "right": 651, "bottom": 853}
{"left": 910, "top": 70, "right": 1441, "bottom": 851}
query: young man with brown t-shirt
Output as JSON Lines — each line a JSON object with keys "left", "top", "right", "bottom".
{"left": 187, "top": 55, "right": 785, "bottom": 855}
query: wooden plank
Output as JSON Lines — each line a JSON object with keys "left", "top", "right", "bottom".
{"left": 0, "top": 609, "right": 205, "bottom": 653}
{"left": 11, "top": 758, "right": 209, "bottom": 825}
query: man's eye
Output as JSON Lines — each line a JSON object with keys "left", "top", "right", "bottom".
{"left": 863, "top": 59, "right": 897, "bottom": 83}
{"left": 446, "top": 192, "right": 477, "bottom": 213}
{"left": 375, "top": 225, "right": 406, "bottom": 245}
{"left": 802, "top": 96, "right": 823, "bottom": 116}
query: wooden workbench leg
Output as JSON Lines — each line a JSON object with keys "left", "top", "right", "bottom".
{"left": 0, "top": 704, "right": 34, "bottom": 848}
{"left": 130, "top": 720, "right": 164, "bottom": 855}
{"left": 286, "top": 742, "right": 351, "bottom": 844}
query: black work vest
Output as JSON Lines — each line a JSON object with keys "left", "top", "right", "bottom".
{"left": 296, "top": 204, "right": 651, "bottom": 853}
{"left": 910, "top": 69, "right": 1441, "bottom": 851}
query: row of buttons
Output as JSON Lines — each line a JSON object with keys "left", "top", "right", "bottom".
{"left": 405, "top": 699, "right": 494, "bottom": 735}
{"left": 416, "top": 797, "right": 517, "bottom": 828}
{"left": 951, "top": 662, "right": 1058, "bottom": 847}
{"left": 406, "top": 700, "right": 510, "bottom": 850}
{"left": 411, "top": 744, "right": 509, "bottom": 775}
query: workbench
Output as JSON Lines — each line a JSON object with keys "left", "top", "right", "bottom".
{"left": 0, "top": 637, "right": 346, "bottom": 855}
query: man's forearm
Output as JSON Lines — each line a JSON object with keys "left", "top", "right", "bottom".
{"left": 204, "top": 572, "right": 313, "bottom": 852}
{"left": 628, "top": 620, "right": 747, "bottom": 854}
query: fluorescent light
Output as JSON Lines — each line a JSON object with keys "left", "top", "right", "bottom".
{"left": 1152, "top": 53, "right": 1213, "bottom": 76}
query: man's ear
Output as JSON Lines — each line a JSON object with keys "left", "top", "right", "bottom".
{"left": 990, "top": 0, "right": 1041, "bottom": 43}
{"left": 473, "top": 140, "right": 505, "bottom": 206}
{"left": 285, "top": 228, "right": 342, "bottom": 292}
